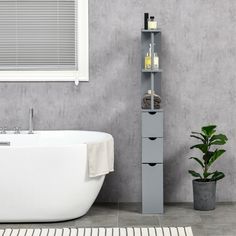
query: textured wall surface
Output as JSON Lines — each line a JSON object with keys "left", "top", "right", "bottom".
{"left": 0, "top": 0, "right": 236, "bottom": 202}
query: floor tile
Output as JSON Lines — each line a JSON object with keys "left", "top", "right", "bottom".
{"left": 202, "top": 224, "right": 236, "bottom": 236}
{"left": 191, "top": 225, "right": 206, "bottom": 236}
{"left": 0, "top": 202, "right": 235, "bottom": 236}
{"left": 118, "top": 214, "right": 159, "bottom": 227}
{"left": 75, "top": 215, "right": 118, "bottom": 227}
{"left": 197, "top": 202, "right": 236, "bottom": 215}
{"left": 164, "top": 203, "right": 199, "bottom": 216}
{"left": 87, "top": 203, "right": 118, "bottom": 217}
{"left": 118, "top": 203, "right": 142, "bottom": 215}
{"left": 73, "top": 203, "right": 118, "bottom": 227}
{"left": 0, "top": 220, "right": 77, "bottom": 229}
{"left": 200, "top": 212, "right": 236, "bottom": 225}
{"left": 158, "top": 214, "right": 201, "bottom": 227}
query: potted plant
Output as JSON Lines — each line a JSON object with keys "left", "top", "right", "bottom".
{"left": 189, "top": 125, "right": 228, "bottom": 211}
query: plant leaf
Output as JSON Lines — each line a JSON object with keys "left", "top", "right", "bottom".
{"left": 201, "top": 125, "right": 217, "bottom": 137}
{"left": 208, "top": 149, "right": 226, "bottom": 167}
{"left": 191, "top": 132, "right": 207, "bottom": 141}
{"left": 211, "top": 171, "right": 225, "bottom": 181}
{"left": 210, "top": 134, "right": 228, "bottom": 142}
{"left": 189, "top": 157, "right": 204, "bottom": 168}
{"left": 190, "top": 143, "right": 208, "bottom": 153}
{"left": 203, "top": 151, "right": 214, "bottom": 164}
{"left": 190, "top": 135, "right": 205, "bottom": 143}
{"left": 188, "top": 170, "right": 202, "bottom": 179}
{"left": 211, "top": 140, "right": 227, "bottom": 145}
{"left": 203, "top": 172, "right": 214, "bottom": 179}
{"left": 210, "top": 134, "right": 228, "bottom": 145}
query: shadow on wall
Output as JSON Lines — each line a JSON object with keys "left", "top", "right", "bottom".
{"left": 164, "top": 144, "right": 191, "bottom": 202}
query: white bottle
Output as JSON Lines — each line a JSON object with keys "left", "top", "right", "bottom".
{"left": 154, "top": 53, "right": 159, "bottom": 69}
{"left": 148, "top": 16, "right": 158, "bottom": 30}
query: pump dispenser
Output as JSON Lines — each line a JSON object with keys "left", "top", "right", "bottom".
{"left": 144, "top": 44, "right": 152, "bottom": 69}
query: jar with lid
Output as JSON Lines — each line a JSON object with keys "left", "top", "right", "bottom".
{"left": 148, "top": 16, "right": 158, "bottom": 30}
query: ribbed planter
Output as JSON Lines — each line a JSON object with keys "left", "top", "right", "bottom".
{"left": 193, "top": 180, "right": 216, "bottom": 211}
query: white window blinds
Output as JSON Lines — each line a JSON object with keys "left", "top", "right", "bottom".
{"left": 0, "top": 0, "right": 77, "bottom": 71}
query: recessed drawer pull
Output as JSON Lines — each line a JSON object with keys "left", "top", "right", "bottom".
{"left": 148, "top": 112, "right": 156, "bottom": 115}
{"left": 149, "top": 137, "right": 157, "bottom": 141}
{"left": 148, "top": 163, "right": 157, "bottom": 167}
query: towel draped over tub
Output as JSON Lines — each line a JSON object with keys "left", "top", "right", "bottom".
{"left": 87, "top": 135, "right": 114, "bottom": 178}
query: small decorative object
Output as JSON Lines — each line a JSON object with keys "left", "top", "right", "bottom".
{"left": 189, "top": 125, "right": 228, "bottom": 211}
{"left": 148, "top": 16, "right": 158, "bottom": 30}
{"left": 142, "top": 90, "right": 161, "bottom": 109}
{"left": 154, "top": 52, "right": 159, "bottom": 69}
{"left": 144, "top": 13, "right": 149, "bottom": 30}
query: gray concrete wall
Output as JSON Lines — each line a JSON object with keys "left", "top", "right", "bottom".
{"left": 0, "top": 0, "right": 235, "bottom": 202}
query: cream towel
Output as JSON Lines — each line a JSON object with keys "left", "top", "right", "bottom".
{"left": 87, "top": 135, "right": 114, "bottom": 178}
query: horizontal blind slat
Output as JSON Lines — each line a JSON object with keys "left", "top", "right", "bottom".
{"left": 0, "top": 0, "right": 77, "bottom": 70}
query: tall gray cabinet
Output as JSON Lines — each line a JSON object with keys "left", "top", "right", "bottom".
{"left": 141, "top": 29, "right": 164, "bottom": 214}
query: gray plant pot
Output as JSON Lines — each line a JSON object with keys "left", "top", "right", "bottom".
{"left": 192, "top": 180, "right": 216, "bottom": 211}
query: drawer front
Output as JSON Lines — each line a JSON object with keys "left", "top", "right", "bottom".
{"left": 142, "top": 163, "right": 163, "bottom": 213}
{"left": 142, "top": 112, "right": 163, "bottom": 137}
{"left": 142, "top": 138, "right": 163, "bottom": 163}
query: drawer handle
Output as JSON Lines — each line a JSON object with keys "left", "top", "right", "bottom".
{"left": 149, "top": 137, "right": 157, "bottom": 141}
{"left": 148, "top": 163, "right": 157, "bottom": 167}
{"left": 148, "top": 112, "right": 156, "bottom": 115}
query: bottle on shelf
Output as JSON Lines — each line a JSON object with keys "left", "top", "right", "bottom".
{"left": 144, "top": 13, "right": 149, "bottom": 30}
{"left": 154, "top": 53, "right": 159, "bottom": 69}
{"left": 144, "top": 44, "right": 159, "bottom": 70}
{"left": 148, "top": 16, "right": 158, "bottom": 30}
{"left": 144, "top": 44, "right": 152, "bottom": 69}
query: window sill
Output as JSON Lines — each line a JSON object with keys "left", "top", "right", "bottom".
{"left": 0, "top": 71, "right": 89, "bottom": 84}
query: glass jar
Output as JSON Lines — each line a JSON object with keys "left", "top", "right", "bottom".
{"left": 148, "top": 16, "right": 158, "bottom": 30}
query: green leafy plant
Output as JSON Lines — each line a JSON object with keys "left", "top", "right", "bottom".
{"left": 189, "top": 125, "right": 228, "bottom": 182}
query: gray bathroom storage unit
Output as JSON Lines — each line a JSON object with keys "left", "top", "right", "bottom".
{"left": 142, "top": 163, "right": 163, "bottom": 213}
{"left": 141, "top": 29, "right": 164, "bottom": 213}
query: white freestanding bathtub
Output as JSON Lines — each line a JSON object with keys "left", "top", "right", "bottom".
{"left": 0, "top": 130, "right": 113, "bottom": 222}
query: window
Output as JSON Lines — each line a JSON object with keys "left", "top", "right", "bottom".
{"left": 0, "top": 0, "right": 88, "bottom": 83}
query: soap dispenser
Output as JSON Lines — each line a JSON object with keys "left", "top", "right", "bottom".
{"left": 154, "top": 53, "right": 159, "bottom": 69}
{"left": 144, "top": 44, "right": 152, "bottom": 70}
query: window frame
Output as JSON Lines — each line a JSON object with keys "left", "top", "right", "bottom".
{"left": 0, "top": 0, "right": 89, "bottom": 84}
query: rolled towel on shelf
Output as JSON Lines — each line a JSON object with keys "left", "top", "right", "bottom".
{"left": 142, "top": 90, "right": 161, "bottom": 109}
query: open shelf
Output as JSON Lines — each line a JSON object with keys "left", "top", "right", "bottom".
{"left": 142, "top": 69, "right": 162, "bottom": 73}
{"left": 142, "top": 109, "right": 163, "bottom": 113}
{"left": 141, "top": 29, "right": 161, "bottom": 33}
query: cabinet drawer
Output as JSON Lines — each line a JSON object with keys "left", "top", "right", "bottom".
{"left": 142, "top": 138, "right": 163, "bottom": 163}
{"left": 142, "top": 163, "right": 163, "bottom": 213}
{"left": 142, "top": 112, "right": 163, "bottom": 137}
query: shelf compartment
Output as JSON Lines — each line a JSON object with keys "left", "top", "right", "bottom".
{"left": 141, "top": 72, "right": 161, "bottom": 109}
{"left": 142, "top": 69, "right": 162, "bottom": 73}
{"left": 142, "top": 109, "right": 163, "bottom": 112}
{"left": 142, "top": 137, "right": 163, "bottom": 163}
{"left": 141, "top": 31, "right": 161, "bottom": 70}
{"left": 141, "top": 29, "right": 161, "bottom": 33}
{"left": 142, "top": 163, "right": 163, "bottom": 213}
